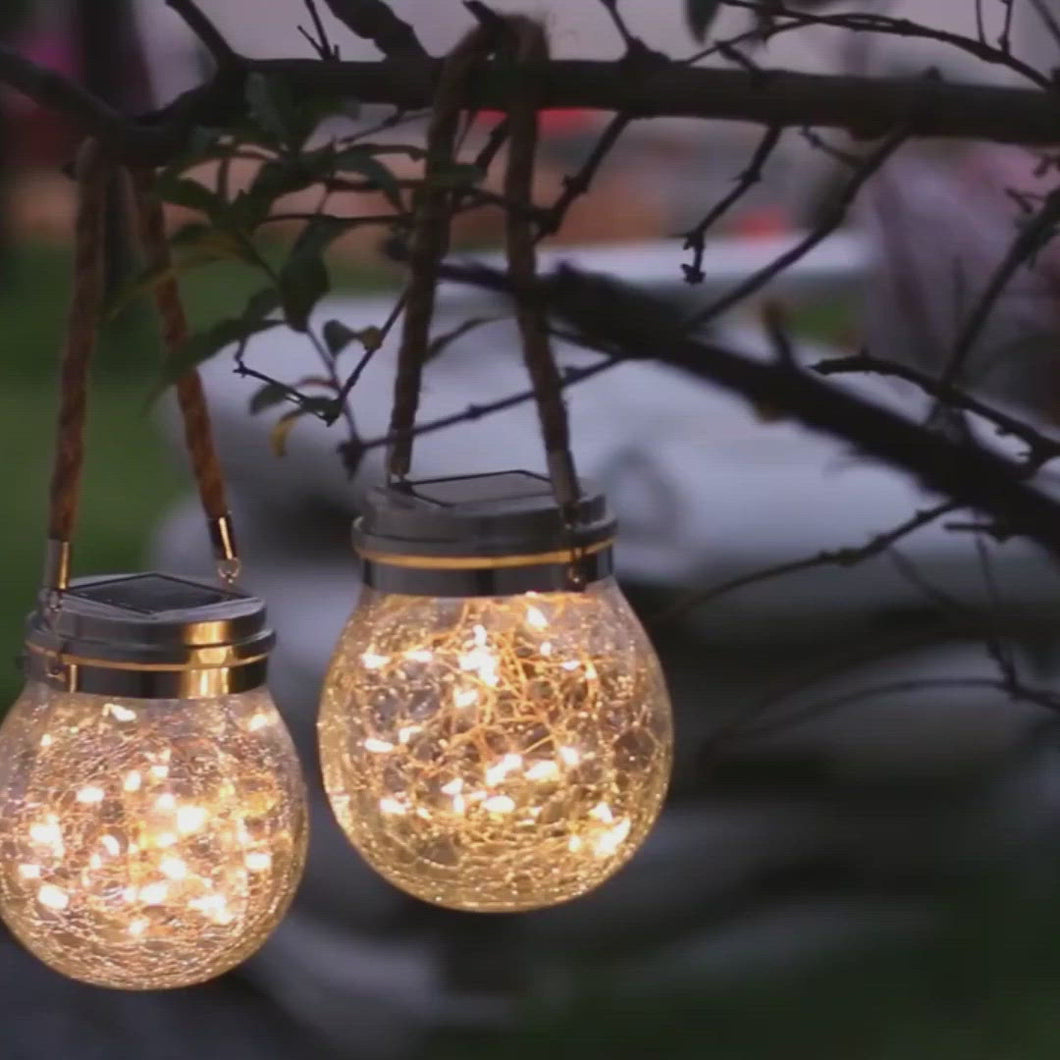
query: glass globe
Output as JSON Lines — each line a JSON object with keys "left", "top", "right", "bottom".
{"left": 0, "top": 683, "right": 307, "bottom": 989}
{"left": 319, "top": 577, "right": 672, "bottom": 912}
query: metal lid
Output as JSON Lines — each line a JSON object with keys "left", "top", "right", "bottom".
{"left": 23, "top": 572, "right": 274, "bottom": 698}
{"left": 354, "top": 471, "right": 615, "bottom": 559}
{"left": 352, "top": 471, "right": 616, "bottom": 596}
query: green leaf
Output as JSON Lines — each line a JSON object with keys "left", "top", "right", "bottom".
{"left": 685, "top": 0, "right": 721, "bottom": 41}
{"left": 229, "top": 146, "right": 337, "bottom": 230}
{"left": 156, "top": 177, "right": 223, "bottom": 218}
{"left": 279, "top": 256, "right": 328, "bottom": 334}
{"left": 249, "top": 381, "right": 291, "bottom": 415}
{"left": 107, "top": 247, "right": 240, "bottom": 319}
{"left": 168, "top": 222, "right": 255, "bottom": 263}
{"left": 245, "top": 72, "right": 297, "bottom": 149}
{"left": 277, "top": 217, "right": 358, "bottom": 331}
{"left": 334, "top": 148, "right": 404, "bottom": 210}
{"left": 321, "top": 320, "right": 385, "bottom": 357}
{"left": 244, "top": 287, "right": 283, "bottom": 321}
{"left": 323, "top": 319, "right": 358, "bottom": 356}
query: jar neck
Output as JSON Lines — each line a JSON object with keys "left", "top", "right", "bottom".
{"left": 357, "top": 540, "right": 614, "bottom": 597}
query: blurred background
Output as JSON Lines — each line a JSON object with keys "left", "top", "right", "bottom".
{"left": 6, "top": 1, "right": 1060, "bottom": 1057}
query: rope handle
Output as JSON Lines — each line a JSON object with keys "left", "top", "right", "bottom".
{"left": 503, "top": 17, "right": 580, "bottom": 515}
{"left": 387, "top": 22, "right": 497, "bottom": 480}
{"left": 127, "top": 168, "right": 240, "bottom": 585}
{"left": 387, "top": 17, "right": 582, "bottom": 522}
{"left": 43, "top": 141, "right": 240, "bottom": 594}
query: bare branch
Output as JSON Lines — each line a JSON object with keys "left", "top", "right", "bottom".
{"left": 166, "top": 0, "right": 239, "bottom": 69}
{"left": 813, "top": 352, "right": 1060, "bottom": 469}
{"left": 681, "top": 124, "right": 783, "bottom": 284}
{"left": 357, "top": 357, "right": 618, "bottom": 452}
{"left": 941, "top": 188, "right": 1060, "bottom": 389}
{"left": 718, "top": 0, "right": 1052, "bottom": 88}
{"left": 1000, "top": 0, "right": 1016, "bottom": 54}
{"left": 682, "top": 124, "right": 906, "bottom": 329}
{"left": 653, "top": 502, "right": 957, "bottom": 625}
{"left": 597, "top": 0, "right": 639, "bottom": 52}
{"left": 536, "top": 265, "right": 1060, "bottom": 559}
{"left": 1028, "top": 0, "right": 1060, "bottom": 50}
{"left": 0, "top": 47, "right": 128, "bottom": 146}
{"left": 320, "top": 0, "right": 427, "bottom": 58}
{"left": 5, "top": 50, "right": 1060, "bottom": 166}
{"left": 746, "top": 677, "right": 1060, "bottom": 741}
{"left": 538, "top": 114, "right": 632, "bottom": 240}
{"left": 300, "top": 0, "right": 339, "bottom": 61}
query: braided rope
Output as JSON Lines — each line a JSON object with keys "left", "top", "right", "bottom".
{"left": 44, "top": 142, "right": 239, "bottom": 592}
{"left": 46, "top": 140, "right": 109, "bottom": 581}
{"left": 127, "top": 168, "right": 229, "bottom": 523}
{"left": 503, "top": 17, "right": 580, "bottom": 511}
{"left": 387, "top": 22, "right": 497, "bottom": 480}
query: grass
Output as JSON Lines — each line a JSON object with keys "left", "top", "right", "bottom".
{"left": 0, "top": 241, "right": 278, "bottom": 705}
{"left": 0, "top": 383, "right": 182, "bottom": 706}
{"left": 0, "top": 238, "right": 398, "bottom": 707}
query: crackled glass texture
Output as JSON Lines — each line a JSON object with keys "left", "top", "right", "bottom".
{"left": 319, "top": 578, "right": 672, "bottom": 911}
{"left": 0, "top": 683, "right": 308, "bottom": 989}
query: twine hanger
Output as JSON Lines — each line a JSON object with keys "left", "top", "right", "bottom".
{"left": 386, "top": 15, "right": 583, "bottom": 540}
{"left": 43, "top": 138, "right": 240, "bottom": 599}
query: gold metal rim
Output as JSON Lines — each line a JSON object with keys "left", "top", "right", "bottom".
{"left": 356, "top": 537, "right": 614, "bottom": 571}
{"left": 24, "top": 641, "right": 269, "bottom": 673}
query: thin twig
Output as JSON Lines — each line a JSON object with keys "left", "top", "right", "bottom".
{"left": 166, "top": 0, "right": 240, "bottom": 69}
{"left": 813, "top": 352, "right": 1060, "bottom": 469}
{"left": 300, "top": 0, "right": 338, "bottom": 61}
{"left": 537, "top": 114, "right": 632, "bottom": 240}
{"left": 974, "top": 532, "right": 1018, "bottom": 680}
{"left": 716, "top": 0, "right": 1052, "bottom": 88}
{"left": 330, "top": 290, "right": 408, "bottom": 416}
{"left": 320, "top": 0, "right": 426, "bottom": 58}
{"left": 425, "top": 314, "right": 507, "bottom": 362}
{"left": 597, "top": 0, "right": 638, "bottom": 52}
{"left": 652, "top": 502, "right": 956, "bottom": 625}
{"left": 1028, "top": 0, "right": 1060, "bottom": 49}
{"left": 940, "top": 188, "right": 1060, "bottom": 390}
{"left": 999, "top": 0, "right": 1016, "bottom": 54}
{"left": 746, "top": 677, "right": 1060, "bottom": 740}
{"left": 799, "top": 126, "right": 860, "bottom": 167}
{"left": 681, "top": 124, "right": 783, "bottom": 284}
{"left": 699, "top": 626, "right": 977, "bottom": 760}
{"left": 682, "top": 124, "right": 907, "bottom": 330}
{"left": 360, "top": 357, "right": 618, "bottom": 452}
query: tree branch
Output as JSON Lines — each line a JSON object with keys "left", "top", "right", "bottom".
{"left": 0, "top": 48, "right": 128, "bottom": 145}
{"left": 682, "top": 123, "right": 783, "bottom": 284}
{"left": 718, "top": 0, "right": 1051, "bottom": 88}
{"left": 682, "top": 124, "right": 906, "bottom": 329}
{"left": 814, "top": 352, "right": 1060, "bottom": 469}
{"left": 166, "top": 0, "right": 240, "bottom": 69}
{"left": 320, "top": 0, "right": 427, "bottom": 58}
{"left": 653, "top": 502, "right": 957, "bottom": 625}
{"left": 941, "top": 188, "right": 1060, "bottom": 389}
{"left": 436, "top": 262, "right": 1060, "bottom": 561}
{"left": 4, "top": 49, "right": 1060, "bottom": 166}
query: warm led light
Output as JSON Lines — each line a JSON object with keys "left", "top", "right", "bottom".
{"left": 319, "top": 579, "right": 672, "bottom": 911}
{"left": 0, "top": 684, "right": 308, "bottom": 989}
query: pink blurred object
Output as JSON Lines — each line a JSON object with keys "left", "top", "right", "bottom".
{"left": 4, "top": 31, "right": 81, "bottom": 165}
{"left": 862, "top": 146, "right": 1060, "bottom": 420}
